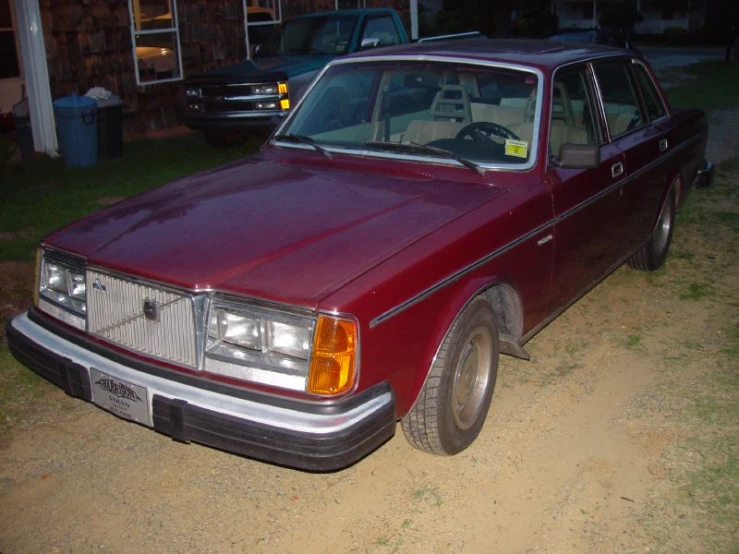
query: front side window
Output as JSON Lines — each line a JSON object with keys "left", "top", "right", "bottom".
{"left": 129, "top": 0, "right": 182, "bottom": 85}
{"left": 549, "top": 67, "right": 600, "bottom": 157}
{"left": 593, "top": 62, "right": 644, "bottom": 138}
{"left": 281, "top": 61, "right": 540, "bottom": 169}
{"left": 632, "top": 64, "right": 667, "bottom": 121}
{"left": 256, "top": 15, "right": 357, "bottom": 57}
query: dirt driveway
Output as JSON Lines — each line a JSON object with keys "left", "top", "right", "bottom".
{"left": 1, "top": 126, "right": 737, "bottom": 554}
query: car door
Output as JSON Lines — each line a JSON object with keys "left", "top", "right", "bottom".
{"left": 546, "top": 64, "right": 630, "bottom": 313}
{"left": 591, "top": 59, "right": 668, "bottom": 253}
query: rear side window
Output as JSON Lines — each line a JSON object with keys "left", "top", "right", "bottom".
{"left": 633, "top": 64, "right": 667, "bottom": 121}
{"left": 593, "top": 62, "right": 644, "bottom": 138}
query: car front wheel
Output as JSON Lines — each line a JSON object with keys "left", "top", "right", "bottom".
{"left": 402, "top": 297, "right": 499, "bottom": 455}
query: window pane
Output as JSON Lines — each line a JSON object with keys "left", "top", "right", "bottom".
{"left": 0, "top": 0, "right": 12, "bottom": 28}
{"left": 633, "top": 65, "right": 666, "bottom": 121}
{"left": 0, "top": 30, "right": 19, "bottom": 79}
{"left": 550, "top": 68, "right": 598, "bottom": 156}
{"left": 135, "top": 0, "right": 174, "bottom": 31}
{"left": 594, "top": 63, "right": 643, "bottom": 137}
{"left": 246, "top": 0, "right": 279, "bottom": 22}
{"left": 361, "top": 16, "right": 401, "bottom": 47}
{"left": 136, "top": 32, "right": 180, "bottom": 82}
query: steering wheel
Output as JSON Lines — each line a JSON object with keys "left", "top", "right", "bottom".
{"left": 456, "top": 122, "right": 520, "bottom": 142}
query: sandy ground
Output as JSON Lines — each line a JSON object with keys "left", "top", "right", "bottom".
{"left": 0, "top": 122, "right": 736, "bottom": 554}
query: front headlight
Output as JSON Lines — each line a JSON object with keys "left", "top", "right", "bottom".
{"left": 185, "top": 87, "right": 201, "bottom": 97}
{"left": 36, "top": 249, "right": 87, "bottom": 329}
{"left": 205, "top": 298, "right": 357, "bottom": 395}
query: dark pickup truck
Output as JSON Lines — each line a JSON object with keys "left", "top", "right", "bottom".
{"left": 183, "top": 8, "right": 410, "bottom": 145}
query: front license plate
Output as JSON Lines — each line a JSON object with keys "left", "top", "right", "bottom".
{"left": 90, "top": 368, "right": 151, "bottom": 426}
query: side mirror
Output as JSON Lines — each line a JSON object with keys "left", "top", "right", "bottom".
{"left": 360, "top": 37, "right": 381, "bottom": 50}
{"left": 553, "top": 143, "right": 601, "bottom": 169}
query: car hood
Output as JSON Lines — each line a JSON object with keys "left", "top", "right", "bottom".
{"left": 207, "top": 55, "right": 334, "bottom": 81}
{"left": 46, "top": 154, "right": 503, "bottom": 308}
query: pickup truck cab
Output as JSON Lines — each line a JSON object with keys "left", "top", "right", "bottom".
{"left": 8, "top": 40, "right": 712, "bottom": 471}
{"left": 183, "top": 8, "right": 409, "bottom": 145}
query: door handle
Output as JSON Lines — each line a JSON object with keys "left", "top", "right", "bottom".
{"left": 611, "top": 161, "right": 624, "bottom": 178}
{"left": 659, "top": 138, "right": 668, "bottom": 152}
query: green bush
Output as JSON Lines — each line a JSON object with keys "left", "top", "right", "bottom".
{"left": 664, "top": 27, "right": 689, "bottom": 45}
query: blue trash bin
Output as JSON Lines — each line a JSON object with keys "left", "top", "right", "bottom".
{"left": 53, "top": 94, "right": 98, "bottom": 168}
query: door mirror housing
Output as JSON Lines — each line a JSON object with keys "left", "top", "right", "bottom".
{"left": 553, "top": 143, "right": 601, "bottom": 169}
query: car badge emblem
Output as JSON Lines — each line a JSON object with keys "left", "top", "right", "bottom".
{"left": 92, "top": 278, "right": 107, "bottom": 292}
{"left": 143, "top": 298, "right": 159, "bottom": 322}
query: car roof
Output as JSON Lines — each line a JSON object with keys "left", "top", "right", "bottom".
{"left": 344, "top": 38, "right": 633, "bottom": 71}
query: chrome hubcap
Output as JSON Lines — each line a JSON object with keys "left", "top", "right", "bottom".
{"left": 653, "top": 195, "right": 673, "bottom": 255}
{"left": 452, "top": 326, "right": 493, "bottom": 430}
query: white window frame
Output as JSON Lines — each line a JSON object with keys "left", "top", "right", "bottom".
{"left": 244, "top": 0, "right": 283, "bottom": 58}
{"left": 128, "top": 0, "right": 184, "bottom": 86}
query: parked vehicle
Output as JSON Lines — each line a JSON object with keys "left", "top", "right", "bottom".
{"left": 8, "top": 39, "right": 714, "bottom": 471}
{"left": 183, "top": 8, "right": 409, "bottom": 145}
{"left": 549, "top": 28, "right": 638, "bottom": 51}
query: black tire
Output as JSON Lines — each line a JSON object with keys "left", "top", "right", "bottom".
{"left": 401, "top": 298, "right": 499, "bottom": 455}
{"left": 628, "top": 186, "right": 676, "bottom": 271}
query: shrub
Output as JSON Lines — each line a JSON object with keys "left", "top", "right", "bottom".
{"left": 664, "top": 27, "right": 690, "bottom": 45}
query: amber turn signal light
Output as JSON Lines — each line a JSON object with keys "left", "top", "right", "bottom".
{"left": 308, "top": 315, "right": 357, "bottom": 395}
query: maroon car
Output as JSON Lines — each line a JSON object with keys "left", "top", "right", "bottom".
{"left": 7, "top": 40, "right": 713, "bottom": 470}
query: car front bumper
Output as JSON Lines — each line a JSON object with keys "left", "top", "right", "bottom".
{"left": 6, "top": 312, "right": 396, "bottom": 471}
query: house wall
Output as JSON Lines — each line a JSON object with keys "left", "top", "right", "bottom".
{"left": 38, "top": 0, "right": 410, "bottom": 137}
{"left": 40, "top": 0, "right": 248, "bottom": 136}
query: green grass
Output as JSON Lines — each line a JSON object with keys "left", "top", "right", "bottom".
{"left": 665, "top": 61, "right": 739, "bottom": 111}
{"left": 0, "top": 134, "right": 258, "bottom": 261}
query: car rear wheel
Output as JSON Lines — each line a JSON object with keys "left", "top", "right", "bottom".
{"left": 401, "top": 298, "right": 499, "bottom": 455}
{"left": 628, "top": 185, "right": 676, "bottom": 271}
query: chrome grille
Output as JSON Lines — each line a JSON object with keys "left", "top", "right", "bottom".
{"left": 86, "top": 270, "right": 197, "bottom": 368}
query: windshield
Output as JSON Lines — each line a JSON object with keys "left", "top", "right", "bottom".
{"left": 281, "top": 60, "right": 540, "bottom": 168}
{"left": 256, "top": 15, "right": 358, "bottom": 57}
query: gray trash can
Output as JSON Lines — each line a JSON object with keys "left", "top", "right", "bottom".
{"left": 96, "top": 94, "right": 124, "bottom": 159}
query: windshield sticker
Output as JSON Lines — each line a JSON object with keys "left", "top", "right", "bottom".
{"left": 505, "top": 139, "right": 529, "bottom": 159}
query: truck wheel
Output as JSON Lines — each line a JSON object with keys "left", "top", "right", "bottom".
{"left": 628, "top": 186, "right": 676, "bottom": 271}
{"left": 402, "top": 298, "right": 499, "bottom": 455}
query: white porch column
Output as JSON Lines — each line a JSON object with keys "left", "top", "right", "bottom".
{"left": 593, "top": 0, "right": 597, "bottom": 28}
{"left": 410, "top": 0, "right": 418, "bottom": 40}
{"left": 14, "top": 0, "right": 57, "bottom": 156}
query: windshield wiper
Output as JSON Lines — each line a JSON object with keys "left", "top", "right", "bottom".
{"left": 275, "top": 134, "right": 332, "bottom": 159}
{"left": 364, "top": 141, "right": 484, "bottom": 175}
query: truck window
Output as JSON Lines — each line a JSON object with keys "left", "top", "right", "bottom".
{"left": 360, "top": 15, "right": 402, "bottom": 47}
